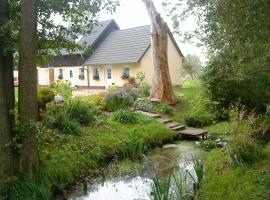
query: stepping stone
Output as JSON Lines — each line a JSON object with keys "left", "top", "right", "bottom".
{"left": 136, "top": 110, "right": 160, "bottom": 118}
{"left": 157, "top": 118, "right": 172, "bottom": 123}
{"left": 178, "top": 127, "right": 208, "bottom": 139}
{"left": 171, "top": 125, "right": 185, "bottom": 131}
{"left": 165, "top": 122, "right": 181, "bottom": 128}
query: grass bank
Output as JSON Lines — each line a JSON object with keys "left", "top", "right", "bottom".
{"left": 2, "top": 114, "right": 176, "bottom": 200}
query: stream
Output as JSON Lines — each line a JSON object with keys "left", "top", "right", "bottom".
{"left": 68, "top": 141, "right": 207, "bottom": 200}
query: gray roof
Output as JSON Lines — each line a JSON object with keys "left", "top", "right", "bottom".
{"left": 84, "top": 25, "right": 151, "bottom": 65}
{"left": 60, "top": 19, "right": 118, "bottom": 55}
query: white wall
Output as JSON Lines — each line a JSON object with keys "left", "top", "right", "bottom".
{"left": 38, "top": 67, "right": 50, "bottom": 86}
{"left": 54, "top": 66, "right": 89, "bottom": 87}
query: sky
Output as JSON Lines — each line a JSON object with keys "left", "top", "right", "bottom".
{"left": 98, "top": 0, "right": 206, "bottom": 61}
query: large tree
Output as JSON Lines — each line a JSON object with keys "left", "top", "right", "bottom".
{"left": 143, "top": 0, "right": 177, "bottom": 104}
{"left": 18, "top": 0, "right": 39, "bottom": 174}
{"left": 0, "top": 0, "right": 119, "bottom": 177}
{"left": 165, "top": 0, "right": 270, "bottom": 112}
{"left": 0, "top": 0, "right": 18, "bottom": 181}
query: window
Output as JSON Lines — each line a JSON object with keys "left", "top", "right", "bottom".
{"left": 121, "top": 67, "right": 130, "bottom": 79}
{"left": 93, "top": 68, "right": 100, "bottom": 80}
{"left": 123, "top": 67, "right": 130, "bottom": 76}
{"left": 70, "top": 70, "right": 73, "bottom": 78}
{"left": 107, "top": 68, "right": 112, "bottom": 79}
{"left": 79, "top": 68, "right": 84, "bottom": 76}
{"left": 79, "top": 68, "right": 85, "bottom": 79}
{"left": 58, "top": 69, "right": 63, "bottom": 79}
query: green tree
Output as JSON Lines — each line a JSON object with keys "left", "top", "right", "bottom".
{"left": 0, "top": 0, "right": 19, "bottom": 180}
{"left": 182, "top": 54, "right": 201, "bottom": 79}
{"left": 164, "top": 0, "right": 270, "bottom": 112}
{"left": 0, "top": 0, "right": 119, "bottom": 179}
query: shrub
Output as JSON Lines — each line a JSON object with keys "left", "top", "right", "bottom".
{"left": 43, "top": 99, "right": 98, "bottom": 134}
{"left": 127, "top": 77, "right": 136, "bottom": 85}
{"left": 79, "top": 92, "right": 106, "bottom": 109}
{"left": 104, "top": 87, "right": 140, "bottom": 111}
{"left": 155, "top": 103, "right": 174, "bottom": 115}
{"left": 111, "top": 109, "right": 139, "bottom": 124}
{"left": 139, "top": 82, "right": 151, "bottom": 97}
{"left": 38, "top": 87, "right": 56, "bottom": 110}
{"left": 50, "top": 80, "right": 72, "bottom": 100}
{"left": 229, "top": 134, "right": 265, "bottom": 165}
{"left": 67, "top": 99, "right": 98, "bottom": 125}
{"left": 134, "top": 98, "right": 156, "bottom": 113}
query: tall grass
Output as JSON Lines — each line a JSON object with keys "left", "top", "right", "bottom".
{"left": 150, "top": 155, "right": 204, "bottom": 200}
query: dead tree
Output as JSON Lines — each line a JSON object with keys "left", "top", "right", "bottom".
{"left": 143, "top": 0, "right": 177, "bottom": 104}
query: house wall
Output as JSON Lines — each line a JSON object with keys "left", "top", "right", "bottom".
{"left": 38, "top": 67, "right": 50, "bottom": 86}
{"left": 139, "top": 34, "right": 182, "bottom": 86}
{"left": 89, "top": 63, "right": 139, "bottom": 88}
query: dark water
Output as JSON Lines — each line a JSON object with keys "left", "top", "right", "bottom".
{"left": 68, "top": 141, "right": 207, "bottom": 200}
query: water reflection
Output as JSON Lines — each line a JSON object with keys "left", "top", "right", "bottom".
{"left": 68, "top": 141, "right": 207, "bottom": 200}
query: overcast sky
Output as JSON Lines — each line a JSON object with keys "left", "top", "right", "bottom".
{"left": 98, "top": 0, "right": 206, "bottom": 61}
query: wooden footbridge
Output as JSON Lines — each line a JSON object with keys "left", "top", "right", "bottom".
{"left": 136, "top": 110, "right": 208, "bottom": 140}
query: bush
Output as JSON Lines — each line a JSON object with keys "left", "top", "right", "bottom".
{"left": 43, "top": 99, "right": 99, "bottom": 134}
{"left": 38, "top": 87, "right": 56, "bottom": 110}
{"left": 111, "top": 109, "right": 139, "bottom": 124}
{"left": 50, "top": 80, "right": 73, "bottom": 100}
{"left": 104, "top": 86, "right": 140, "bottom": 111}
{"left": 79, "top": 92, "right": 106, "bottom": 109}
{"left": 134, "top": 98, "right": 156, "bottom": 113}
{"left": 184, "top": 115, "right": 213, "bottom": 128}
{"left": 155, "top": 103, "right": 174, "bottom": 115}
{"left": 229, "top": 135, "right": 265, "bottom": 164}
{"left": 139, "top": 82, "right": 151, "bottom": 97}
{"left": 67, "top": 100, "right": 98, "bottom": 125}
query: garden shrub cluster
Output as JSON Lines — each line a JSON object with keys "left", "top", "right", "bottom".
{"left": 134, "top": 98, "right": 155, "bottom": 113}
{"left": 111, "top": 109, "right": 140, "bottom": 124}
{"left": 43, "top": 99, "right": 99, "bottom": 134}
{"left": 38, "top": 87, "right": 56, "bottom": 111}
{"left": 50, "top": 80, "right": 73, "bottom": 100}
{"left": 104, "top": 86, "right": 140, "bottom": 111}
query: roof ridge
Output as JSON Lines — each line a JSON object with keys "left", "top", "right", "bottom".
{"left": 114, "top": 25, "right": 150, "bottom": 31}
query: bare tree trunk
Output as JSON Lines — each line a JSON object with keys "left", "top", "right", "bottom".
{"left": 143, "top": 0, "right": 177, "bottom": 104}
{"left": 18, "top": 0, "right": 39, "bottom": 174}
{"left": 0, "top": 0, "right": 19, "bottom": 180}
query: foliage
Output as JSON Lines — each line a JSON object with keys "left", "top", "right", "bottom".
{"left": 43, "top": 103, "right": 81, "bottom": 135}
{"left": 136, "top": 70, "right": 146, "bottom": 84}
{"left": 127, "top": 77, "right": 136, "bottom": 85}
{"left": 37, "top": 87, "right": 56, "bottom": 110}
{"left": 77, "top": 92, "right": 106, "bottom": 109}
{"left": 139, "top": 82, "right": 151, "bottom": 97}
{"left": 199, "top": 149, "right": 270, "bottom": 200}
{"left": 93, "top": 75, "right": 100, "bottom": 80}
{"left": 104, "top": 86, "right": 140, "bottom": 111}
{"left": 229, "top": 134, "right": 264, "bottom": 165}
{"left": 50, "top": 80, "right": 72, "bottom": 100}
{"left": 6, "top": 0, "right": 120, "bottom": 63}
{"left": 182, "top": 54, "right": 202, "bottom": 79}
{"left": 134, "top": 98, "right": 156, "bottom": 113}
{"left": 43, "top": 99, "right": 99, "bottom": 134}
{"left": 111, "top": 109, "right": 140, "bottom": 124}
{"left": 155, "top": 103, "right": 174, "bottom": 116}
{"left": 119, "top": 134, "right": 148, "bottom": 160}
{"left": 67, "top": 99, "right": 99, "bottom": 125}
{"left": 121, "top": 73, "right": 129, "bottom": 80}
{"left": 2, "top": 115, "right": 175, "bottom": 199}
{"left": 165, "top": 0, "right": 270, "bottom": 112}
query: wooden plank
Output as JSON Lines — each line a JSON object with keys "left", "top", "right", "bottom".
{"left": 157, "top": 118, "right": 172, "bottom": 123}
{"left": 166, "top": 122, "right": 181, "bottom": 128}
{"left": 178, "top": 127, "right": 208, "bottom": 139}
{"left": 171, "top": 125, "right": 185, "bottom": 131}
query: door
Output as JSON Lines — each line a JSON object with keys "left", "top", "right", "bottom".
{"left": 105, "top": 65, "right": 113, "bottom": 89}
{"left": 49, "top": 68, "right": 55, "bottom": 84}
